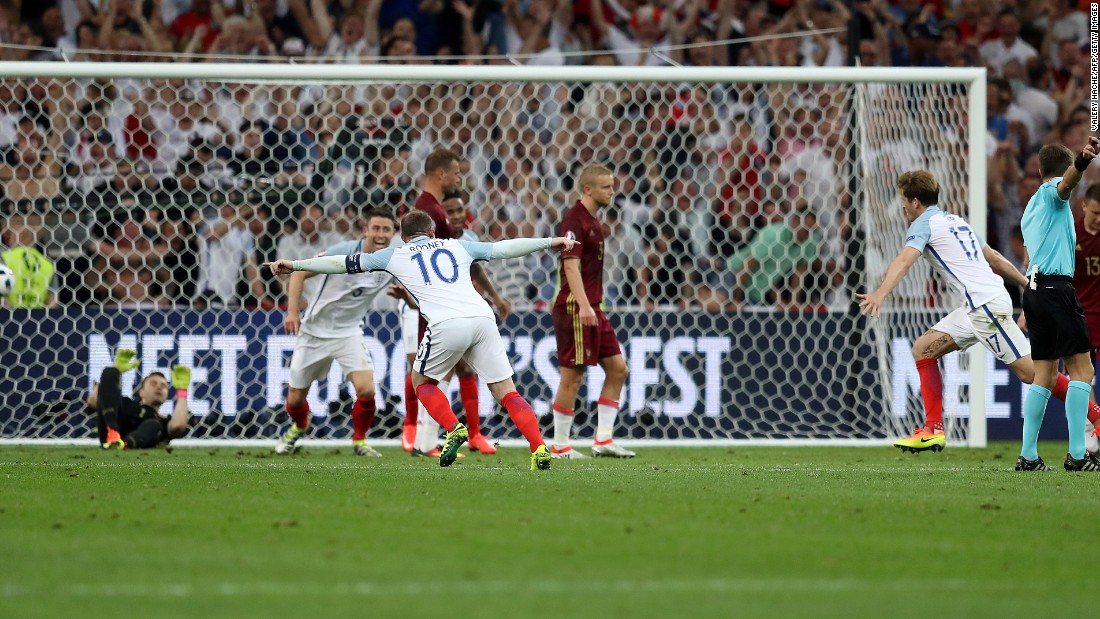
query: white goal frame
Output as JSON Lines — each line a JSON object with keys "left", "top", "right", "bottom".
{"left": 0, "top": 62, "right": 987, "bottom": 447}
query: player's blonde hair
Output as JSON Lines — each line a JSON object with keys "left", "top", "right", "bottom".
{"left": 897, "top": 170, "right": 939, "bottom": 206}
{"left": 578, "top": 164, "right": 613, "bottom": 193}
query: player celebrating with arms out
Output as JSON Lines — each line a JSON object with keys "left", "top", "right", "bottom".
{"left": 275, "top": 208, "right": 398, "bottom": 457}
{"left": 550, "top": 164, "right": 632, "bottom": 459}
{"left": 266, "top": 211, "right": 574, "bottom": 470}
{"left": 858, "top": 170, "right": 1100, "bottom": 456}
{"left": 442, "top": 189, "right": 509, "bottom": 454}
{"left": 1018, "top": 138, "right": 1100, "bottom": 472}
{"left": 400, "top": 149, "right": 509, "bottom": 455}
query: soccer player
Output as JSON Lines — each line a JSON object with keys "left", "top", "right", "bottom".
{"left": 1072, "top": 184, "right": 1100, "bottom": 449}
{"left": 550, "top": 164, "right": 633, "bottom": 459}
{"left": 442, "top": 189, "right": 510, "bottom": 455}
{"left": 265, "top": 211, "right": 573, "bottom": 470}
{"left": 87, "top": 349, "right": 191, "bottom": 450}
{"left": 1018, "top": 138, "right": 1100, "bottom": 472}
{"left": 857, "top": 170, "right": 1100, "bottom": 456}
{"left": 275, "top": 208, "right": 397, "bottom": 457}
{"left": 400, "top": 150, "right": 508, "bottom": 455}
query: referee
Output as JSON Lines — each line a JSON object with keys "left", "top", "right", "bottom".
{"left": 86, "top": 349, "right": 192, "bottom": 450}
{"left": 1019, "top": 137, "right": 1100, "bottom": 472}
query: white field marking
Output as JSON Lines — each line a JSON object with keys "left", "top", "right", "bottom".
{"left": 0, "top": 458, "right": 1008, "bottom": 474}
{"left": 0, "top": 439, "right": 899, "bottom": 447}
{"left": 0, "top": 578, "right": 1005, "bottom": 599}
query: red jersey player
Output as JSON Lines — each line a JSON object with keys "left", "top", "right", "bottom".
{"left": 401, "top": 149, "right": 460, "bottom": 453}
{"left": 550, "top": 164, "right": 634, "bottom": 459}
{"left": 402, "top": 149, "right": 507, "bottom": 456}
{"left": 1072, "top": 184, "right": 1100, "bottom": 447}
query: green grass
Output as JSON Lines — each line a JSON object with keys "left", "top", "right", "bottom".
{"left": 0, "top": 442, "right": 1094, "bottom": 618}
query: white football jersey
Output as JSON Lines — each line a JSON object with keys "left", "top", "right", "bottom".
{"left": 300, "top": 239, "right": 393, "bottom": 338}
{"left": 350, "top": 236, "right": 495, "bottom": 328}
{"left": 904, "top": 207, "right": 1007, "bottom": 309}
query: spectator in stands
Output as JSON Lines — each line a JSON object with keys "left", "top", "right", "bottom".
{"left": 250, "top": 0, "right": 323, "bottom": 52}
{"left": 68, "top": 131, "right": 119, "bottom": 197}
{"left": 1036, "top": 1, "right": 1089, "bottom": 58}
{"left": 195, "top": 197, "right": 271, "bottom": 308}
{"left": 0, "top": 215, "right": 57, "bottom": 308}
{"left": 274, "top": 202, "right": 346, "bottom": 300}
{"left": 728, "top": 204, "right": 820, "bottom": 310}
{"left": 501, "top": 0, "right": 568, "bottom": 65}
{"left": 313, "top": 0, "right": 382, "bottom": 62}
{"left": 0, "top": 118, "right": 60, "bottom": 208}
{"left": 978, "top": 10, "right": 1037, "bottom": 77}
{"left": 99, "top": 263, "right": 169, "bottom": 307}
{"left": 601, "top": 206, "right": 647, "bottom": 307}
{"left": 169, "top": 0, "right": 222, "bottom": 52}
{"left": 226, "top": 119, "right": 279, "bottom": 178}
{"left": 588, "top": 0, "right": 671, "bottom": 66}
{"left": 157, "top": 216, "right": 200, "bottom": 305}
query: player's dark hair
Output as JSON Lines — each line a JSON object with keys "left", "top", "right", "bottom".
{"left": 1085, "top": 184, "right": 1100, "bottom": 206}
{"left": 1038, "top": 144, "right": 1074, "bottom": 179}
{"left": 442, "top": 190, "right": 463, "bottom": 202}
{"left": 424, "top": 148, "right": 460, "bottom": 175}
{"left": 138, "top": 372, "right": 166, "bottom": 391}
{"left": 897, "top": 170, "right": 939, "bottom": 206}
{"left": 400, "top": 210, "right": 434, "bottom": 238}
{"left": 362, "top": 207, "right": 396, "bottom": 227}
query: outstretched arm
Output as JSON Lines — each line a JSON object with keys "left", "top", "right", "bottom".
{"left": 267, "top": 255, "right": 348, "bottom": 275}
{"left": 856, "top": 247, "right": 921, "bottom": 317}
{"left": 266, "top": 246, "right": 395, "bottom": 275}
{"left": 1058, "top": 135, "right": 1100, "bottom": 200}
{"left": 487, "top": 236, "right": 576, "bottom": 259}
{"left": 982, "top": 245, "right": 1028, "bottom": 288}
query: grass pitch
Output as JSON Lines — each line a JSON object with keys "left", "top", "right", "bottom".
{"left": 0, "top": 442, "right": 1094, "bottom": 618}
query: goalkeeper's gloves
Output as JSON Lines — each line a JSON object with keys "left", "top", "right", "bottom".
{"left": 171, "top": 365, "right": 191, "bottom": 391}
{"left": 113, "top": 349, "right": 140, "bottom": 372}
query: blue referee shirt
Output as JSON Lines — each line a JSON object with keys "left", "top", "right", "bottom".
{"left": 1021, "top": 178, "right": 1075, "bottom": 276}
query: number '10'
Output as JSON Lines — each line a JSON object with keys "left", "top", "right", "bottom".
{"left": 411, "top": 249, "right": 459, "bottom": 284}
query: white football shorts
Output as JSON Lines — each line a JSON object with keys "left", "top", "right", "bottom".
{"left": 932, "top": 294, "right": 1030, "bottom": 365}
{"left": 289, "top": 332, "right": 374, "bottom": 389}
{"left": 414, "top": 316, "right": 513, "bottom": 384}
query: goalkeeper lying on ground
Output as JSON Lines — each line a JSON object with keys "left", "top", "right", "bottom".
{"left": 86, "top": 349, "right": 192, "bottom": 449}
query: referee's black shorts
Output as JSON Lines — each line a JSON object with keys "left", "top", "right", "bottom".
{"left": 1022, "top": 274, "right": 1091, "bottom": 361}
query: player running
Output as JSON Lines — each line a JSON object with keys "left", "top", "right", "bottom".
{"left": 275, "top": 208, "right": 397, "bottom": 457}
{"left": 266, "top": 211, "right": 573, "bottom": 470}
{"left": 857, "top": 170, "right": 1100, "bottom": 455}
{"left": 550, "top": 164, "right": 632, "bottom": 459}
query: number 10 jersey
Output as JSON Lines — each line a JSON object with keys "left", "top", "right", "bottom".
{"left": 348, "top": 236, "right": 497, "bottom": 329}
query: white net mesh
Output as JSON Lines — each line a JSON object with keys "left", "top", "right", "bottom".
{"left": 858, "top": 82, "right": 979, "bottom": 445}
{"left": 0, "top": 67, "right": 979, "bottom": 443}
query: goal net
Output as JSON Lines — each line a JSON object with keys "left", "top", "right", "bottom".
{"left": 0, "top": 63, "right": 986, "bottom": 446}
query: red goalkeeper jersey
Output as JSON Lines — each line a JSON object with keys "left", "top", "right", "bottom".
{"left": 1074, "top": 217, "right": 1100, "bottom": 347}
{"left": 554, "top": 201, "right": 605, "bottom": 311}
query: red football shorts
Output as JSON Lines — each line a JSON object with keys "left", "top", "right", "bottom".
{"left": 552, "top": 308, "right": 622, "bottom": 367}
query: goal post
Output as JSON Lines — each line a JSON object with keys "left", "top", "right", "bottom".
{"left": 0, "top": 61, "right": 986, "bottom": 446}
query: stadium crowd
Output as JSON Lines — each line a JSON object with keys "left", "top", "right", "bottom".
{"left": 0, "top": 0, "right": 1095, "bottom": 311}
